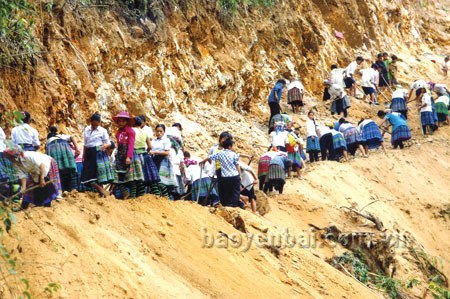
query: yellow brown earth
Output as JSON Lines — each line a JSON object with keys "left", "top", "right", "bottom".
{"left": 0, "top": 0, "right": 449, "bottom": 298}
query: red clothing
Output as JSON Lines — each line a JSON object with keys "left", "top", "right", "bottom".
{"left": 116, "top": 126, "right": 135, "bottom": 158}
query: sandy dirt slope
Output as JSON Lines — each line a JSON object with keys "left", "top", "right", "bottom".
{"left": 1, "top": 125, "right": 448, "bottom": 298}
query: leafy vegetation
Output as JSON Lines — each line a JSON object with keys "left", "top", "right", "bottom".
{"left": 218, "top": 0, "right": 274, "bottom": 21}
{"left": 427, "top": 275, "right": 450, "bottom": 299}
{"left": 332, "top": 248, "right": 419, "bottom": 299}
{"left": 0, "top": 0, "right": 36, "bottom": 63}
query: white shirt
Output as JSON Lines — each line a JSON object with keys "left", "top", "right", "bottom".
{"left": 328, "top": 84, "right": 346, "bottom": 99}
{"left": 358, "top": 119, "right": 374, "bottom": 133}
{"left": 421, "top": 93, "right": 433, "bottom": 113}
{"left": 270, "top": 131, "right": 289, "bottom": 148}
{"left": 151, "top": 136, "right": 171, "bottom": 152}
{"left": 47, "top": 134, "right": 71, "bottom": 144}
{"left": 410, "top": 80, "right": 427, "bottom": 90}
{"left": 169, "top": 148, "right": 184, "bottom": 176}
{"left": 345, "top": 61, "right": 358, "bottom": 77}
{"left": 15, "top": 151, "right": 53, "bottom": 183}
{"left": 0, "top": 128, "right": 6, "bottom": 152}
{"left": 239, "top": 162, "right": 255, "bottom": 191}
{"left": 83, "top": 126, "right": 109, "bottom": 148}
{"left": 435, "top": 95, "right": 449, "bottom": 106}
{"left": 318, "top": 126, "right": 331, "bottom": 138}
{"left": 442, "top": 61, "right": 449, "bottom": 70}
{"left": 339, "top": 123, "right": 353, "bottom": 132}
{"left": 360, "top": 68, "right": 378, "bottom": 88}
{"left": 434, "top": 84, "right": 447, "bottom": 95}
{"left": 329, "top": 68, "right": 345, "bottom": 88}
{"left": 306, "top": 119, "right": 318, "bottom": 137}
{"left": 392, "top": 89, "right": 408, "bottom": 99}
{"left": 288, "top": 81, "right": 305, "bottom": 92}
{"left": 185, "top": 163, "right": 211, "bottom": 183}
{"left": 11, "top": 123, "right": 40, "bottom": 146}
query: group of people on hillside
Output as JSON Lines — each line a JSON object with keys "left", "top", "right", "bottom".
{"left": 262, "top": 53, "right": 450, "bottom": 196}
{"left": 0, "top": 111, "right": 263, "bottom": 213}
{"left": 0, "top": 51, "right": 449, "bottom": 212}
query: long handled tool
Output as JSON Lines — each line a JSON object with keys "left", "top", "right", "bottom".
{"left": 1, "top": 180, "right": 56, "bottom": 205}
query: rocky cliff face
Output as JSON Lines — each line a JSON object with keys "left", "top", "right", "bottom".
{"left": 0, "top": 0, "right": 449, "bottom": 137}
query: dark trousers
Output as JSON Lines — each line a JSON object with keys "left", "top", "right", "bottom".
{"left": 309, "top": 151, "right": 319, "bottom": 162}
{"left": 218, "top": 175, "right": 242, "bottom": 207}
{"left": 319, "top": 133, "right": 335, "bottom": 161}
{"left": 259, "top": 175, "right": 266, "bottom": 191}
{"left": 393, "top": 140, "right": 404, "bottom": 149}
{"left": 268, "top": 101, "right": 280, "bottom": 121}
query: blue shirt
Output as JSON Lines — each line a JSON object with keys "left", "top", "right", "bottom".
{"left": 385, "top": 113, "right": 407, "bottom": 132}
{"left": 209, "top": 149, "right": 240, "bottom": 177}
{"left": 270, "top": 155, "right": 291, "bottom": 170}
{"left": 268, "top": 83, "right": 283, "bottom": 103}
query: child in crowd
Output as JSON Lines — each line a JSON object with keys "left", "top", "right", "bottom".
{"left": 113, "top": 112, "right": 144, "bottom": 199}
{"left": 344, "top": 56, "right": 364, "bottom": 97}
{"left": 389, "top": 55, "right": 398, "bottom": 86}
{"left": 435, "top": 93, "right": 450, "bottom": 126}
{"left": 286, "top": 122, "right": 304, "bottom": 178}
{"left": 287, "top": 79, "right": 305, "bottom": 114}
{"left": 207, "top": 138, "right": 244, "bottom": 208}
{"left": 238, "top": 161, "right": 258, "bottom": 213}
{"left": 417, "top": 88, "right": 436, "bottom": 135}
{"left": 184, "top": 152, "right": 218, "bottom": 206}
{"left": 306, "top": 111, "right": 321, "bottom": 162}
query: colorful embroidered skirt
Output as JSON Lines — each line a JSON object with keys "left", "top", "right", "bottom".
{"left": 46, "top": 140, "right": 78, "bottom": 191}
{"left": 191, "top": 177, "right": 218, "bottom": 201}
{"left": 288, "top": 150, "right": 302, "bottom": 169}
{"left": 157, "top": 157, "right": 178, "bottom": 187}
{"left": 258, "top": 155, "right": 272, "bottom": 178}
{"left": 332, "top": 133, "right": 347, "bottom": 151}
{"left": 341, "top": 126, "right": 362, "bottom": 145}
{"left": 361, "top": 122, "right": 384, "bottom": 149}
{"left": 287, "top": 88, "right": 303, "bottom": 105}
{"left": 420, "top": 111, "right": 435, "bottom": 126}
{"left": 391, "top": 125, "right": 411, "bottom": 145}
{"left": 390, "top": 97, "right": 408, "bottom": 112}
{"left": 0, "top": 152, "right": 17, "bottom": 183}
{"left": 138, "top": 152, "right": 160, "bottom": 183}
{"left": 436, "top": 102, "right": 449, "bottom": 122}
{"left": 81, "top": 147, "right": 114, "bottom": 185}
{"left": 114, "top": 144, "right": 144, "bottom": 184}
{"left": 23, "top": 159, "right": 62, "bottom": 206}
{"left": 306, "top": 136, "right": 321, "bottom": 152}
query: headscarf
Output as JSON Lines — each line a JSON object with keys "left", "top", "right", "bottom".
{"left": 4, "top": 143, "right": 24, "bottom": 161}
{"left": 274, "top": 121, "right": 287, "bottom": 135}
{"left": 323, "top": 79, "right": 332, "bottom": 86}
{"left": 325, "top": 121, "right": 334, "bottom": 129}
{"left": 427, "top": 81, "right": 435, "bottom": 91}
{"left": 167, "top": 135, "right": 183, "bottom": 154}
{"left": 184, "top": 159, "right": 197, "bottom": 167}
